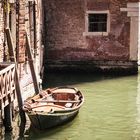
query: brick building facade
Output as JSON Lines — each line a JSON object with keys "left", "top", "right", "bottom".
{"left": 43, "top": 0, "right": 139, "bottom": 73}
{"left": 0, "top": 0, "right": 43, "bottom": 99}
{"left": 18, "top": 0, "right": 43, "bottom": 98}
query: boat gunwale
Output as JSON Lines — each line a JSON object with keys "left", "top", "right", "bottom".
{"left": 23, "top": 86, "right": 84, "bottom": 115}
{"left": 28, "top": 107, "right": 80, "bottom": 116}
{"left": 26, "top": 99, "right": 84, "bottom": 114}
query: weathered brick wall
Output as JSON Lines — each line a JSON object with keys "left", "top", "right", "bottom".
{"left": 44, "top": 0, "right": 86, "bottom": 61}
{"left": 0, "top": 3, "right": 4, "bottom": 62}
{"left": 18, "top": 0, "right": 42, "bottom": 97}
{"left": 85, "top": 0, "right": 130, "bottom": 61}
{"left": 0, "top": 1, "right": 42, "bottom": 101}
{"left": 17, "top": 0, "right": 26, "bottom": 63}
{"left": 43, "top": 0, "right": 138, "bottom": 72}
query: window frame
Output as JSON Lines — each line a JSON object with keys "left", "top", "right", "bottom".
{"left": 84, "top": 10, "right": 110, "bottom": 36}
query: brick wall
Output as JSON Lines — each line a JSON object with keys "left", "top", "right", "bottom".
{"left": 44, "top": 0, "right": 86, "bottom": 61}
{"left": 43, "top": 0, "right": 139, "bottom": 72}
{"left": 18, "top": 0, "right": 43, "bottom": 97}
{"left": 0, "top": 1, "right": 42, "bottom": 101}
{"left": 0, "top": 3, "right": 4, "bottom": 62}
{"left": 17, "top": 0, "right": 26, "bottom": 63}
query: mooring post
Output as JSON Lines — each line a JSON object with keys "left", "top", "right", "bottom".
{"left": 5, "top": 28, "right": 26, "bottom": 126}
{"left": 0, "top": 110, "right": 2, "bottom": 127}
{"left": 4, "top": 104, "right": 12, "bottom": 132}
{"left": 26, "top": 32, "right": 40, "bottom": 94}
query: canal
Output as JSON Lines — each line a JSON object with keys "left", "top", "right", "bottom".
{"left": 2, "top": 71, "right": 140, "bottom": 140}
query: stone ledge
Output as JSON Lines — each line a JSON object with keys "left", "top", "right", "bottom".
{"left": 44, "top": 60, "right": 138, "bottom": 75}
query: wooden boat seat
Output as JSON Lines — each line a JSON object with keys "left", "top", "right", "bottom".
{"left": 52, "top": 93, "right": 75, "bottom": 106}
{"left": 32, "top": 104, "right": 65, "bottom": 113}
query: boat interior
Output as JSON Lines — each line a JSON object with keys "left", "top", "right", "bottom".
{"left": 23, "top": 88, "right": 83, "bottom": 113}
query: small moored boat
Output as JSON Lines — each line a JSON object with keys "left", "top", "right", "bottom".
{"left": 23, "top": 87, "right": 84, "bottom": 130}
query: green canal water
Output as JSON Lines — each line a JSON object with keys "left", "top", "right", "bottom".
{"left": 3, "top": 72, "right": 140, "bottom": 140}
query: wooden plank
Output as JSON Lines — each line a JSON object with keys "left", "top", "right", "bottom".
{"left": 5, "top": 29, "right": 16, "bottom": 62}
{"left": 33, "top": 99, "right": 80, "bottom": 103}
{"left": 0, "top": 62, "right": 11, "bottom": 67}
{"left": 25, "top": 32, "right": 40, "bottom": 94}
{"left": 5, "top": 28, "right": 26, "bottom": 124}
{"left": 0, "top": 64, "right": 15, "bottom": 75}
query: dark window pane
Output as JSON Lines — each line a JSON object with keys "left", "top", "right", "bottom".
{"left": 88, "top": 13, "right": 107, "bottom": 32}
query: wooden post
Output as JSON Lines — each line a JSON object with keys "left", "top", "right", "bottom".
{"left": 26, "top": 32, "right": 40, "bottom": 94}
{"left": 4, "top": 104, "right": 12, "bottom": 132}
{"left": 5, "top": 28, "right": 26, "bottom": 125}
{"left": 33, "top": 1, "right": 37, "bottom": 57}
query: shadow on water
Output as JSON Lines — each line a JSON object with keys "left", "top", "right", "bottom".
{"left": 0, "top": 114, "right": 87, "bottom": 139}
{"left": 0, "top": 115, "right": 29, "bottom": 140}
{"left": 42, "top": 71, "right": 135, "bottom": 89}
{"left": 27, "top": 116, "right": 79, "bottom": 139}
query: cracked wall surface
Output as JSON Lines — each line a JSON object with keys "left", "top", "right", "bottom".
{"left": 43, "top": 0, "right": 139, "bottom": 73}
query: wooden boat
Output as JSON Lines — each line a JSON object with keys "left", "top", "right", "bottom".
{"left": 23, "top": 87, "right": 84, "bottom": 130}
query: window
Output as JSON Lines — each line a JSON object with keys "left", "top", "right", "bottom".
{"left": 88, "top": 14, "right": 107, "bottom": 32}
{"left": 84, "top": 11, "right": 110, "bottom": 36}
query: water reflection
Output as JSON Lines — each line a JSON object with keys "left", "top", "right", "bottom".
{"left": 0, "top": 115, "right": 30, "bottom": 140}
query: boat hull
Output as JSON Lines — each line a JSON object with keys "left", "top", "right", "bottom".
{"left": 23, "top": 86, "right": 84, "bottom": 130}
{"left": 28, "top": 109, "right": 79, "bottom": 130}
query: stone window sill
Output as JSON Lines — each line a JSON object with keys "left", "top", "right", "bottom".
{"left": 83, "top": 32, "right": 109, "bottom": 36}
